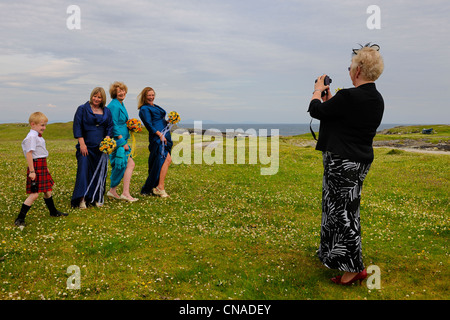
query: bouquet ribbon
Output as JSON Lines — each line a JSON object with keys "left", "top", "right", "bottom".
{"left": 130, "top": 132, "right": 136, "bottom": 158}
{"left": 159, "top": 123, "right": 173, "bottom": 158}
{"left": 83, "top": 137, "right": 116, "bottom": 205}
{"left": 84, "top": 153, "right": 108, "bottom": 205}
{"left": 126, "top": 118, "right": 143, "bottom": 158}
{"left": 159, "top": 111, "right": 180, "bottom": 158}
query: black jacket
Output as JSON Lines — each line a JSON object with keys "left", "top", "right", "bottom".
{"left": 308, "top": 83, "right": 384, "bottom": 163}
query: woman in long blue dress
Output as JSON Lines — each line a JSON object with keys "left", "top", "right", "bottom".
{"left": 106, "top": 81, "right": 138, "bottom": 202}
{"left": 138, "top": 87, "right": 173, "bottom": 197}
{"left": 71, "top": 87, "right": 114, "bottom": 208}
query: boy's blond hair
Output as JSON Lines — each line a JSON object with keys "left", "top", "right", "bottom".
{"left": 29, "top": 112, "right": 48, "bottom": 125}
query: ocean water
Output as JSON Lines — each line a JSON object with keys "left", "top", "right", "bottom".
{"left": 178, "top": 122, "right": 405, "bottom": 137}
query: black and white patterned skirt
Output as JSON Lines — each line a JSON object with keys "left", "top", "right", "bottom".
{"left": 317, "top": 151, "right": 371, "bottom": 273}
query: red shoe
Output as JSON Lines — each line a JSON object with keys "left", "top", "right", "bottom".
{"left": 331, "top": 275, "right": 342, "bottom": 284}
{"left": 332, "top": 269, "right": 367, "bottom": 285}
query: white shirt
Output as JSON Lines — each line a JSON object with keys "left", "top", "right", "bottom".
{"left": 22, "top": 129, "right": 49, "bottom": 159}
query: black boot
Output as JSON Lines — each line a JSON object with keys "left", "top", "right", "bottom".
{"left": 15, "top": 203, "right": 31, "bottom": 226}
{"left": 44, "top": 196, "right": 68, "bottom": 217}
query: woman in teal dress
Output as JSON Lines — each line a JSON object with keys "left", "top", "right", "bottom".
{"left": 106, "top": 81, "right": 138, "bottom": 202}
{"left": 138, "top": 87, "right": 173, "bottom": 197}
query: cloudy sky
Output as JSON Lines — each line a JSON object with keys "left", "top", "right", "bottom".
{"left": 1, "top": 0, "right": 449, "bottom": 124}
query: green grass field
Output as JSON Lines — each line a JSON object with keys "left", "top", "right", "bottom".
{"left": 0, "top": 123, "right": 448, "bottom": 300}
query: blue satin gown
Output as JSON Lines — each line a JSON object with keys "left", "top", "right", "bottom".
{"left": 71, "top": 101, "right": 114, "bottom": 207}
{"left": 138, "top": 104, "right": 173, "bottom": 194}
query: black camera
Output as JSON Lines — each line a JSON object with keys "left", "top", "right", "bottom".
{"left": 315, "top": 75, "right": 332, "bottom": 97}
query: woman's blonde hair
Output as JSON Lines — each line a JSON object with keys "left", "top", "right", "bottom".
{"left": 351, "top": 46, "right": 384, "bottom": 81}
{"left": 137, "top": 87, "right": 155, "bottom": 110}
{"left": 29, "top": 112, "right": 48, "bottom": 124}
{"left": 109, "top": 81, "right": 128, "bottom": 99}
{"left": 89, "top": 87, "right": 107, "bottom": 108}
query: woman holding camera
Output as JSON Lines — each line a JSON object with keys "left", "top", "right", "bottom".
{"left": 308, "top": 44, "right": 384, "bottom": 285}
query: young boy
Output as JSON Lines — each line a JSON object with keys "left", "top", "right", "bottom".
{"left": 14, "top": 112, "right": 68, "bottom": 227}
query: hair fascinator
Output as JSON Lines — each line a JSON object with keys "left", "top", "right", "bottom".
{"left": 352, "top": 42, "right": 380, "bottom": 55}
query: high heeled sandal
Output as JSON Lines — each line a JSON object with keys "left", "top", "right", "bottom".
{"left": 152, "top": 187, "right": 169, "bottom": 198}
{"left": 79, "top": 199, "right": 87, "bottom": 209}
{"left": 107, "top": 191, "right": 120, "bottom": 199}
{"left": 332, "top": 269, "right": 367, "bottom": 286}
{"left": 120, "top": 194, "right": 138, "bottom": 202}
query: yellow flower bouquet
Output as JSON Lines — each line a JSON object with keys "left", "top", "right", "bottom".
{"left": 158, "top": 111, "right": 180, "bottom": 158}
{"left": 126, "top": 118, "right": 143, "bottom": 133}
{"left": 168, "top": 111, "right": 181, "bottom": 125}
{"left": 99, "top": 137, "right": 116, "bottom": 154}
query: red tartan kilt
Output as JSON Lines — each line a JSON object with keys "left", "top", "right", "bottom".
{"left": 26, "top": 158, "right": 54, "bottom": 194}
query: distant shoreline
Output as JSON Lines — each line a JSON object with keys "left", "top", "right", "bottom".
{"left": 1, "top": 122, "right": 448, "bottom": 153}
{"left": 2, "top": 121, "right": 446, "bottom": 127}
{"left": 373, "top": 139, "right": 449, "bottom": 153}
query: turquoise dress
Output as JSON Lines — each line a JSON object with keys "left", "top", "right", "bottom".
{"left": 107, "top": 98, "right": 131, "bottom": 188}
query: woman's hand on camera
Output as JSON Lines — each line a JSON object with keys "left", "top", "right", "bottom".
{"left": 314, "top": 74, "right": 332, "bottom": 102}
{"left": 314, "top": 74, "right": 329, "bottom": 92}
{"left": 322, "top": 88, "right": 333, "bottom": 102}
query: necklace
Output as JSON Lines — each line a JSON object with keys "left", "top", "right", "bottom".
{"left": 91, "top": 104, "right": 103, "bottom": 114}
